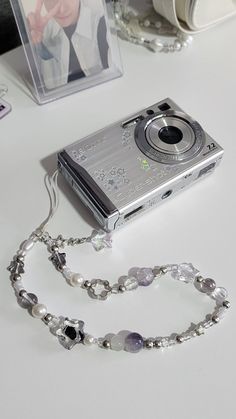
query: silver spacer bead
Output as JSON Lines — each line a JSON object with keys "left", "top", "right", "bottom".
{"left": 222, "top": 300, "right": 231, "bottom": 309}
{"left": 19, "top": 289, "right": 27, "bottom": 298}
{"left": 118, "top": 285, "right": 126, "bottom": 293}
{"left": 17, "top": 254, "right": 25, "bottom": 261}
{"left": 195, "top": 275, "right": 203, "bottom": 283}
{"left": 102, "top": 340, "right": 111, "bottom": 349}
{"left": 160, "top": 266, "right": 168, "bottom": 274}
{"left": 212, "top": 315, "right": 220, "bottom": 324}
{"left": 43, "top": 313, "right": 54, "bottom": 325}
{"left": 51, "top": 245, "right": 59, "bottom": 252}
{"left": 176, "top": 335, "right": 184, "bottom": 343}
{"left": 12, "top": 273, "right": 21, "bottom": 282}
{"left": 154, "top": 339, "right": 162, "bottom": 348}
{"left": 83, "top": 280, "right": 92, "bottom": 289}
{"left": 144, "top": 339, "right": 154, "bottom": 349}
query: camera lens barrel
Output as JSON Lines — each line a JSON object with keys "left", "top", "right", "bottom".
{"left": 135, "top": 110, "right": 205, "bottom": 164}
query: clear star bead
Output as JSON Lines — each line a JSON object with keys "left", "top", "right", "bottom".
{"left": 89, "top": 230, "right": 112, "bottom": 252}
{"left": 170, "top": 263, "right": 199, "bottom": 283}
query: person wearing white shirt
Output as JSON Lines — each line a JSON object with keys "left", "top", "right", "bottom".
{"left": 27, "top": 0, "right": 110, "bottom": 89}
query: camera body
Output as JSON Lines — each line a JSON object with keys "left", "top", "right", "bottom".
{"left": 58, "top": 98, "right": 223, "bottom": 231}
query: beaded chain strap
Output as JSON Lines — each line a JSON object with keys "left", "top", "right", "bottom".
{"left": 7, "top": 173, "right": 230, "bottom": 353}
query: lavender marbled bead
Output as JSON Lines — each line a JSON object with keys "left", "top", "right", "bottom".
{"left": 128, "top": 267, "right": 154, "bottom": 287}
{"left": 124, "top": 332, "right": 144, "bottom": 353}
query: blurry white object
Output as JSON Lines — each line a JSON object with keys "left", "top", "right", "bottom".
{"left": 153, "top": 0, "right": 236, "bottom": 32}
{"left": 114, "top": 1, "right": 193, "bottom": 52}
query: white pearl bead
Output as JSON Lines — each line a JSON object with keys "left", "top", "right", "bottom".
{"left": 32, "top": 304, "right": 47, "bottom": 319}
{"left": 84, "top": 334, "right": 96, "bottom": 346}
{"left": 21, "top": 239, "right": 35, "bottom": 252}
{"left": 69, "top": 273, "right": 84, "bottom": 287}
{"left": 143, "top": 19, "right": 150, "bottom": 28}
{"left": 174, "top": 40, "right": 182, "bottom": 51}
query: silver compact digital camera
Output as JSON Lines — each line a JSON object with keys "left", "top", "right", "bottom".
{"left": 58, "top": 98, "right": 223, "bottom": 231}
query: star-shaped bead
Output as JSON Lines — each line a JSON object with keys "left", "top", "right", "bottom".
{"left": 89, "top": 230, "right": 112, "bottom": 252}
{"left": 49, "top": 317, "right": 85, "bottom": 350}
{"left": 170, "top": 263, "right": 199, "bottom": 283}
{"left": 7, "top": 259, "right": 25, "bottom": 275}
{"left": 195, "top": 325, "right": 205, "bottom": 336}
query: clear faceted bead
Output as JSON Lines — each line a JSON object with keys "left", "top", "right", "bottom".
{"left": 97, "top": 337, "right": 105, "bottom": 348}
{"left": 48, "top": 317, "right": 61, "bottom": 335}
{"left": 62, "top": 267, "right": 73, "bottom": 280}
{"left": 170, "top": 263, "right": 199, "bottom": 283}
{"left": 118, "top": 275, "right": 138, "bottom": 291}
{"left": 210, "top": 287, "right": 228, "bottom": 304}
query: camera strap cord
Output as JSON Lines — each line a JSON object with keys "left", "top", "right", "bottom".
{"left": 7, "top": 172, "right": 230, "bottom": 352}
{"left": 113, "top": 1, "right": 193, "bottom": 52}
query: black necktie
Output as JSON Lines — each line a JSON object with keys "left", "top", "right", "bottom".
{"left": 64, "top": 24, "right": 85, "bottom": 83}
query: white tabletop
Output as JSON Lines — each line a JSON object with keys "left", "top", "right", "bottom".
{"left": 1, "top": 18, "right": 236, "bottom": 419}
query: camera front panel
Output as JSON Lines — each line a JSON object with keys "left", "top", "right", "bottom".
{"left": 59, "top": 99, "right": 224, "bottom": 230}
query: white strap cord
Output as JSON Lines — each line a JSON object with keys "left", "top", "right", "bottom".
{"left": 37, "top": 170, "right": 60, "bottom": 232}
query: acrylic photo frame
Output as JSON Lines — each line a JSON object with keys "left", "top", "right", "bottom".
{"left": 10, "top": 0, "right": 123, "bottom": 104}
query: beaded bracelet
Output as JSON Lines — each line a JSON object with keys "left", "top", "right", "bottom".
{"left": 7, "top": 173, "right": 230, "bottom": 353}
{"left": 8, "top": 228, "right": 230, "bottom": 352}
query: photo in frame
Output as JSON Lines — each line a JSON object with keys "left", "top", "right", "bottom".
{"left": 10, "top": 0, "right": 123, "bottom": 104}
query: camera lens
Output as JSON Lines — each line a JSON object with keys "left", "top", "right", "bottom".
{"left": 158, "top": 126, "right": 183, "bottom": 145}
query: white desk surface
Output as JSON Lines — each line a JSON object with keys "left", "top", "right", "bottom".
{"left": 1, "top": 18, "right": 236, "bottom": 419}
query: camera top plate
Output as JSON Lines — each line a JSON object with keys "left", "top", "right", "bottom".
{"left": 135, "top": 110, "right": 205, "bottom": 164}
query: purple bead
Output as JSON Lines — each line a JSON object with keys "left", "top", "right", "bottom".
{"left": 124, "top": 332, "right": 144, "bottom": 353}
{"left": 128, "top": 267, "right": 154, "bottom": 287}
